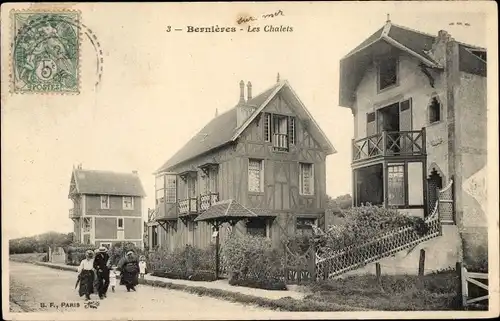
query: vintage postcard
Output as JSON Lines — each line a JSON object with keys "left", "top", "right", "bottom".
{"left": 1, "top": 1, "right": 498, "bottom": 320}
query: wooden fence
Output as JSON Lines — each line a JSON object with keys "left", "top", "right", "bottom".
{"left": 458, "top": 262, "right": 489, "bottom": 309}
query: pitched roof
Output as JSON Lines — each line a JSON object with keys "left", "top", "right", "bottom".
{"left": 194, "top": 199, "right": 258, "bottom": 222}
{"left": 70, "top": 169, "right": 146, "bottom": 197}
{"left": 155, "top": 80, "right": 335, "bottom": 173}
{"left": 339, "top": 21, "right": 487, "bottom": 107}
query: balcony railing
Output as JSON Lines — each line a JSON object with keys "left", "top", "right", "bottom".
{"left": 69, "top": 208, "right": 80, "bottom": 219}
{"left": 200, "top": 192, "right": 220, "bottom": 211}
{"left": 178, "top": 197, "right": 198, "bottom": 215}
{"left": 352, "top": 130, "right": 425, "bottom": 163}
{"left": 273, "top": 133, "right": 289, "bottom": 151}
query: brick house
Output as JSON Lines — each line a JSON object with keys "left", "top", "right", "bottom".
{"left": 147, "top": 77, "right": 336, "bottom": 251}
{"left": 68, "top": 165, "right": 146, "bottom": 249}
{"left": 338, "top": 19, "right": 487, "bottom": 266}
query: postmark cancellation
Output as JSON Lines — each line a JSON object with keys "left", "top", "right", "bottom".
{"left": 10, "top": 10, "right": 81, "bottom": 94}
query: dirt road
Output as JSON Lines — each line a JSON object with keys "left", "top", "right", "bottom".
{"left": 8, "top": 261, "right": 282, "bottom": 319}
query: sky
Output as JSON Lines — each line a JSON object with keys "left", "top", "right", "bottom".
{"left": 1, "top": 2, "right": 492, "bottom": 239}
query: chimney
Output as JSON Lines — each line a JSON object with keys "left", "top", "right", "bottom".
{"left": 276, "top": 72, "right": 280, "bottom": 83}
{"left": 236, "top": 80, "right": 256, "bottom": 127}
{"left": 247, "top": 81, "right": 252, "bottom": 100}
{"left": 132, "top": 170, "right": 138, "bottom": 175}
{"left": 238, "top": 80, "right": 245, "bottom": 104}
{"left": 215, "top": 108, "right": 219, "bottom": 118}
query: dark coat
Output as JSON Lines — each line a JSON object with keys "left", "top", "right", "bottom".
{"left": 93, "top": 252, "right": 110, "bottom": 272}
{"left": 118, "top": 255, "right": 139, "bottom": 286}
{"left": 78, "top": 269, "right": 95, "bottom": 297}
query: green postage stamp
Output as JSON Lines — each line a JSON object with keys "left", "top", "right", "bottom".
{"left": 11, "top": 10, "right": 81, "bottom": 94}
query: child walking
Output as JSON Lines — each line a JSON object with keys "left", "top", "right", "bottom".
{"left": 139, "top": 256, "right": 147, "bottom": 280}
{"left": 109, "top": 266, "right": 119, "bottom": 292}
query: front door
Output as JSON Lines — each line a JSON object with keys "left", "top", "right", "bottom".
{"left": 427, "top": 170, "right": 443, "bottom": 216}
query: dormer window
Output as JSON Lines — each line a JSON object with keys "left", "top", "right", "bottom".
{"left": 263, "top": 112, "right": 296, "bottom": 151}
{"left": 378, "top": 57, "right": 398, "bottom": 91}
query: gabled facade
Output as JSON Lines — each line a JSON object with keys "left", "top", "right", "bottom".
{"left": 68, "top": 165, "right": 146, "bottom": 249}
{"left": 148, "top": 78, "right": 336, "bottom": 251}
{"left": 339, "top": 20, "right": 487, "bottom": 257}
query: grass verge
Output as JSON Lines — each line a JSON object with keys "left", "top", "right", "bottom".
{"left": 307, "top": 270, "right": 463, "bottom": 311}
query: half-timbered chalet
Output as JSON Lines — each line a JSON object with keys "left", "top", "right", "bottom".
{"left": 147, "top": 77, "right": 336, "bottom": 251}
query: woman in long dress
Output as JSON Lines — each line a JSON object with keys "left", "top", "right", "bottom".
{"left": 117, "top": 251, "right": 140, "bottom": 292}
{"left": 77, "top": 250, "right": 95, "bottom": 300}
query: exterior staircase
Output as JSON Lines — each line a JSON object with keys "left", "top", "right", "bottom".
{"left": 315, "top": 180, "right": 455, "bottom": 280}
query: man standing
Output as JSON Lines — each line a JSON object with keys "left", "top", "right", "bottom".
{"left": 93, "top": 246, "right": 110, "bottom": 299}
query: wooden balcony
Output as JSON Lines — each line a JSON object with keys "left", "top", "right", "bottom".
{"left": 273, "top": 133, "right": 289, "bottom": 152}
{"left": 199, "top": 193, "right": 219, "bottom": 212}
{"left": 352, "top": 129, "right": 426, "bottom": 164}
{"left": 69, "top": 208, "right": 80, "bottom": 219}
{"left": 178, "top": 197, "right": 198, "bottom": 215}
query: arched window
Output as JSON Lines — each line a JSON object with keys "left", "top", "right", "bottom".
{"left": 429, "top": 96, "right": 441, "bottom": 124}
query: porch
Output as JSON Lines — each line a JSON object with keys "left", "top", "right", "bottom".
{"left": 353, "top": 160, "right": 428, "bottom": 217}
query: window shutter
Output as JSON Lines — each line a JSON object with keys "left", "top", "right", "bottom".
{"left": 288, "top": 116, "right": 295, "bottom": 145}
{"left": 366, "top": 112, "right": 376, "bottom": 136}
{"left": 399, "top": 98, "right": 412, "bottom": 152}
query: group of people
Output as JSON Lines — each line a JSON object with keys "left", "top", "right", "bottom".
{"left": 76, "top": 246, "right": 147, "bottom": 301}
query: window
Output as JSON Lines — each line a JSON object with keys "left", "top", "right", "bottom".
{"left": 209, "top": 167, "right": 218, "bottom": 193}
{"left": 100, "top": 195, "right": 110, "bottom": 209}
{"left": 151, "top": 225, "right": 158, "bottom": 248}
{"left": 299, "top": 163, "right": 314, "bottom": 195}
{"left": 248, "top": 159, "right": 264, "bottom": 192}
{"left": 117, "top": 218, "right": 124, "bottom": 229}
{"left": 296, "top": 218, "right": 316, "bottom": 236}
{"left": 264, "top": 113, "right": 271, "bottom": 142}
{"left": 264, "top": 113, "right": 296, "bottom": 151}
{"left": 246, "top": 218, "right": 268, "bottom": 237}
{"left": 388, "top": 165, "right": 405, "bottom": 205}
{"left": 378, "top": 57, "right": 398, "bottom": 90}
{"left": 202, "top": 167, "right": 218, "bottom": 194}
{"left": 165, "top": 175, "right": 176, "bottom": 203}
{"left": 186, "top": 176, "right": 197, "bottom": 198}
{"left": 123, "top": 196, "right": 134, "bottom": 210}
{"left": 100, "top": 242, "right": 111, "bottom": 249}
{"left": 428, "top": 97, "right": 441, "bottom": 123}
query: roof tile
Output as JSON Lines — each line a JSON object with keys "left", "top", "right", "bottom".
{"left": 72, "top": 169, "right": 146, "bottom": 197}
{"left": 155, "top": 83, "right": 280, "bottom": 173}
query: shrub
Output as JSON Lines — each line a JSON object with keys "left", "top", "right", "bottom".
{"left": 316, "top": 205, "right": 428, "bottom": 257}
{"left": 148, "top": 245, "right": 216, "bottom": 280}
{"left": 222, "top": 234, "right": 287, "bottom": 290}
{"left": 107, "top": 242, "right": 146, "bottom": 267}
{"left": 65, "top": 243, "right": 96, "bottom": 266}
